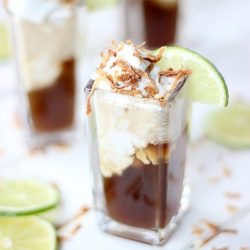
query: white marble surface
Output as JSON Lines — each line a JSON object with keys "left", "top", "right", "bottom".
{"left": 1, "top": 0, "right": 250, "bottom": 249}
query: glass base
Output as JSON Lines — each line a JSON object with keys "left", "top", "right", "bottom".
{"left": 25, "top": 124, "right": 83, "bottom": 149}
{"left": 96, "top": 185, "right": 190, "bottom": 245}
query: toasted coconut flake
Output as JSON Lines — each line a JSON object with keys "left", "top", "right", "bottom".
{"left": 85, "top": 41, "right": 191, "bottom": 114}
{"left": 61, "top": 0, "right": 76, "bottom": 4}
{"left": 202, "top": 220, "right": 219, "bottom": 233}
{"left": 225, "top": 204, "right": 238, "bottom": 214}
{"left": 106, "top": 74, "right": 117, "bottom": 88}
{"left": 116, "top": 89, "right": 141, "bottom": 96}
{"left": 131, "top": 65, "right": 144, "bottom": 77}
{"left": 199, "top": 220, "right": 237, "bottom": 247}
{"left": 144, "top": 85, "right": 158, "bottom": 96}
{"left": 56, "top": 206, "right": 90, "bottom": 231}
{"left": 125, "top": 39, "right": 133, "bottom": 45}
{"left": 224, "top": 191, "right": 241, "bottom": 200}
{"left": 100, "top": 57, "right": 109, "bottom": 69}
{"left": 191, "top": 225, "right": 204, "bottom": 236}
{"left": 154, "top": 93, "right": 164, "bottom": 100}
{"left": 159, "top": 69, "right": 179, "bottom": 77}
{"left": 70, "top": 224, "right": 82, "bottom": 236}
{"left": 146, "top": 63, "right": 154, "bottom": 73}
{"left": 160, "top": 69, "right": 191, "bottom": 78}
{"left": 222, "top": 165, "right": 232, "bottom": 177}
{"left": 143, "top": 47, "right": 164, "bottom": 63}
{"left": 200, "top": 227, "right": 237, "bottom": 246}
{"left": 163, "top": 70, "right": 191, "bottom": 101}
{"left": 160, "top": 99, "right": 167, "bottom": 106}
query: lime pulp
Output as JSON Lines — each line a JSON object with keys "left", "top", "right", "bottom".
{"left": 0, "top": 216, "right": 57, "bottom": 250}
{"left": 0, "top": 180, "right": 59, "bottom": 216}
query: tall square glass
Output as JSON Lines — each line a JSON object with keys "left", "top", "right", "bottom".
{"left": 6, "top": 1, "right": 85, "bottom": 147}
{"left": 85, "top": 87, "right": 190, "bottom": 245}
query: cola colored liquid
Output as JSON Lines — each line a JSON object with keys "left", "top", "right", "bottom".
{"left": 143, "top": 0, "right": 178, "bottom": 48}
{"left": 103, "top": 130, "right": 187, "bottom": 229}
{"left": 28, "top": 59, "right": 75, "bottom": 132}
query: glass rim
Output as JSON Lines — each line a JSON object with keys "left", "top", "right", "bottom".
{"left": 84, "top": 87, "right": 188, "bottom": 114}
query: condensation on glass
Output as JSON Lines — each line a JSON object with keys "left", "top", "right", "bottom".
{"left": 85, "top": 88, "right": 190, "bottom": 245}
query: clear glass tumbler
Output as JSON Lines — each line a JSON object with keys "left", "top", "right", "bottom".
{"left": 85, "top": 87, "right": 190, "bottom": 245}
{"left": 124, "top": 0, "right": 179, "bottom": 49}
{"left": 6, "top": 0, "right": 84, "bottom": 147}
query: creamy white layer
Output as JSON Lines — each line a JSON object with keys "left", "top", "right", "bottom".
{"left": 9, "top": 0, "right": 76, "bottom": 91}
{"left": 15, "top": 17, "right": 75, "bottom": 92}
{"left": 93, "top": 90, "right": 188, "bottom": 177}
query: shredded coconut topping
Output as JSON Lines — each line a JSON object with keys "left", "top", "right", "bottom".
{"left": 86, "top": 41, "right": 191, "bottom": 115}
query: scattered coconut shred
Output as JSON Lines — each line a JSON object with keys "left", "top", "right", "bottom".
{"left": 86, "top": 40, "right": 191, "bottom": 115}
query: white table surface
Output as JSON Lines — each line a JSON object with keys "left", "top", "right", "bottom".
{"left": 1, "top": 0, "right": 250, "bottom": 249}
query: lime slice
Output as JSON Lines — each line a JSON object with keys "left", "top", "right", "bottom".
{"left": 205, "top": 103, "right": 250, "bottom": 148}
{"left": 0, "top": 216, "right": 56, "bottom": 250}
{"left": 86, "top": 0, "right": 118, "bottom": 11}
{"left": 157, "top": 46, "right": 229, "bottom": 106}
{"left": 0, "top": 23, "right": 10, "bottom": 60}
{"left": 0, "top": 180, "right": 59, "bottom": 216}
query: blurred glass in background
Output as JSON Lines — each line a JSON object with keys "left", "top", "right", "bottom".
{"left": 124, "top": 0, "right": 179, "bottom": 48}
{"left": 4, "top": 0, "right": 86, "bottom": 148}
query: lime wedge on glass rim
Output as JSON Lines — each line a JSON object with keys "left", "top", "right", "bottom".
{"left": 205, "top": 103, "right": 250, "bottom": 148}
{"left": 156, "top": 46, "right": 229, "bottom": 107}
{"left": 0, "top": 180, "right": 59, "bottom": 216}
{"left": 0, "top": 216, "right": 56, "bottom": 250}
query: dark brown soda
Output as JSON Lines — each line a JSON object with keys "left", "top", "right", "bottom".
{"left": 27, "top": 59, "right": 75, "bottom": 132}
{"left": 103, "top": 131, "right": 187, "bottom": 229}
{"left": 143, "top": 0, "right": 178, "bottom": 48}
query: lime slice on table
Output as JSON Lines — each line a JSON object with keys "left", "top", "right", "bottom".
{"left": 0, "top": 23, "right": 10, "bottom": 60}
{"left": 0, "top": 216, "right": 56, "bottom": 250}
{"left": 156, "top": 46, "right": 229, "bottom": 106}
{"left": 0, "top": 180, "right": 59, "bottom": 216}
{"left": 205, "top": 103, "right": 250, "bottom": 148}
{"left": 86, "top": 0, "right": 118, "bottom": 11}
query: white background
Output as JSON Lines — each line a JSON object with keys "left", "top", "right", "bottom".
{"left": 1, "top": 0, "right": 250, "bottom": 249}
